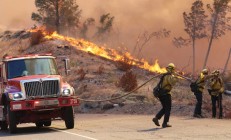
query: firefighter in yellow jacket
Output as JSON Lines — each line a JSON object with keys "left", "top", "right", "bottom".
{"left": 193, "top": 69, "right": 209, "bottom": 118}
{"left": 152, "top": 63, "right": 178, "bottom": 128}
{"left": 208, "top": 70, "right": 224, "bottom": 119}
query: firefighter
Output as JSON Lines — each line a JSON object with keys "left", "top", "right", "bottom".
{"left": 208, "top": 70, "right": 224, "bottom": 119}
{"left": 193, "top": 69, "right": 209, "bottom": 118}
{"left": 152, "top": 63, "right": 179, "bottom": 128}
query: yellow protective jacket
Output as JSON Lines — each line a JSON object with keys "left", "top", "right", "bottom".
{"left": 209, "top": 77, "right": 224, "bottom": 96}
{"left": 161, "top": 73, "right": 178, "bottom": 95}
{"left": 195, "top": 73, "right": 207, "bottom": 93}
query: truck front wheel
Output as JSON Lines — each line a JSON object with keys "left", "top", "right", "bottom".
{"left": 0, "top": 121, "right": 8, "bottom": 130}
{"left": 1, "top": 104, "right": 8, "bottom": 130}
{"left": 7, "top": 105, "right": 17, "bottom": 133}
{"left": 35, "top": 122, "right": 43, "bottom": 128}
{"left": 43, "top": 120, "right": 52, "bottom": 126}
{"left": 63, "top": 106, "right": 74, "bottom": 129}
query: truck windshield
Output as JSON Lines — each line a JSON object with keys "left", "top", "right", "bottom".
{"left": 7, "top": 58, "right": 59, "bottom": 79}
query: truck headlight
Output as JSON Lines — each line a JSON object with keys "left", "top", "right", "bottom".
{"left": 9, "top": 92, "right": 24, "bottom": 100}
{"left": 13, "top": 93, "right": 23, "bottom": 98}
{"left": 63, "top": 89, "right": 71, "bottom": 95}
{"left": 61, "top": 85, "right": 74, "bottom": 96}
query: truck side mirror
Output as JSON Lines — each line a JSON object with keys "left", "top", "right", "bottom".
{"left": 64, "top": 58, "right": 71, "bottom": 75}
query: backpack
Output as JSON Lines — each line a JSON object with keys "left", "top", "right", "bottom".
{"left": 153, "top": 73, "right": 170, "bottom": 98}
{"left": 190, "top": 78, "right": 203, "bottom": 93}
{"left": 190, "top": 82, "right": 199, "bottom": 93}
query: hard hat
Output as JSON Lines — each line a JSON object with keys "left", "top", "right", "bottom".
{"left": 212, "top": 70, "right": 220, "bottom": 75}
{"left": 167, "top": 63, "right": 175, "bottom": 70}
{"left": 201, "top": 69, "right": 208, "bottom": 75}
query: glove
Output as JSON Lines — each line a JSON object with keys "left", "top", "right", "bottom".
{"left": 219, "top": 87, "right": 224, "bottom": 93}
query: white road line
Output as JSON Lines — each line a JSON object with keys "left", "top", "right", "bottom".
{"left": 50, "top": 128, "right": 98, "bottom": 140}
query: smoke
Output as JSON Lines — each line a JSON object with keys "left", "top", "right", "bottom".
{"left": 0, "top": 25, "right": 6, "bottom": 33}
{"left": 0, "top": 0, "right": 230, "bottom": 72}
{"left": 0, "top": 0, "right": 35, "bottom": 30}
{"left": 77, "top": 0, "right": 191, "bottom": 35}
{"left": 77, "top": 0, "right": 230, "bottom": 71}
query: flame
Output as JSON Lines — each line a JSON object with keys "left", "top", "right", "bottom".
{"left": 28, "top": 27, "right": 167, "bottom": 73}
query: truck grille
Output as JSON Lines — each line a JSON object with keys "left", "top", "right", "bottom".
{"left": 24, "top": 80, "right": 59, "bottom": 98}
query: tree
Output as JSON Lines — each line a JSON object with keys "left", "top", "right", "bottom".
{"left": 133, "top": 29, "right": 171, "bottom": 59}
{"left": 31, "top": 0, "right": 81, "bottom": 34}
{"left": 223, "top": 48, "right": 231, "bottom": 74}
{"left": 80, "top": 18, "right": 95, "bottom": 39}
{"left": 174, "top": 0, "right": 207, "bottom": 76}
{"left": 203, "top": 0, "right": 231, "bottom": 68}
{"left": 94, "top": 13, "right": 114, "bottom": 41}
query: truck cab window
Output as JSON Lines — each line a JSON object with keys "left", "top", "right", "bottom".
{"left": 7, "top": 58, "right": 58, "bottom": 79}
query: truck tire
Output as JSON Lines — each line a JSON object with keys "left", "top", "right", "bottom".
{"left": 35, "top": 122, "right": 43, "bottom": 128}
{"left": 63, "top": 106, "right": 74, "bottom": 129}
{"left": 7, "top": 105, "right": 17, "bottom": 133}
{"left": 0, "top": 121, "right": 8, "bottom": 130}
{"left": 1, "top": 103, "right": 8, "bottom": 130}
{"left": 43, "top": 120, "right": 52, "bottom": 126}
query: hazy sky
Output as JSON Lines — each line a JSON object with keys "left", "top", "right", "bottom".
{"left": 0, "top": 0, "right": 230, "bottom": 72}
{"left": 0, "top": 0, "right": 35, "bottom": 30}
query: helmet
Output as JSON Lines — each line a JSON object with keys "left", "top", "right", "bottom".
{"left": 201, "top": 69, "right": 208, "bottom": 75}
{"left": 166, "top": 63, "right": 175, "bottom": 73}
{"left": 212, "top": 70, "right": 220, "bottom": 76}
{"left": 166, "top": 63, "right": 175, "bottom": 70}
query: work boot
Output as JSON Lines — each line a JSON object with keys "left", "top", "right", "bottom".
{"left": 162, "top": 123, "right": 172, "bottom": 128}
{"left": 152, "top": 117, "right": 160, "bottom": 126}
{"left": 219, "top": 116, "right": 223, "bottom": 119}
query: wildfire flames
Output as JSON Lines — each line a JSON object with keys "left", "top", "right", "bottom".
{"left": 29, "top": 27, "right": 167, "bottom": 73}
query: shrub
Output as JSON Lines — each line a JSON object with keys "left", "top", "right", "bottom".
{"left": 115, "top": 55, "right": 132, "bottom": 71}
{"left": 118, "top": 70, "right": 138, "bottom": 92}
{"left": 96, "top": 65, "right": 105, "bottom": 74}
{"left": 30, "top": 30, "right": 44, "bottom": 46}
{"left": 76, "top": 68, "right": 86, "bottom": 81}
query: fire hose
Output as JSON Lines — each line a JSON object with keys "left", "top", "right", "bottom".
{"left": 75, "top": 74, "right": 161, "bottom": 102}
{"left": 74, "top": 73, "right": 193, "bottom": 102}
{"left": 175, "top": 73, "right": 193, "bottom": 82}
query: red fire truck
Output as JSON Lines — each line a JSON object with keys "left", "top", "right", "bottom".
{"left": 0, "top": 54, "right": 79, "bottom": 133}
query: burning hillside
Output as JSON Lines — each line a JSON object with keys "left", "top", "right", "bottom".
{"left": 28, "top": 27, "right": 167, "bottom": 74}
{"left": 2, "top": 27, "right": 231, "bottom": 118}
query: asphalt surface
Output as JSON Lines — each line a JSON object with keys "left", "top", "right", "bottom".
{"left": 1, "top": 114, "right": 231, "bottom": 140}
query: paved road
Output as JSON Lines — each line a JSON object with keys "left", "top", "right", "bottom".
{"left": 1, "top": 114, "right": 231, "bottom": 140}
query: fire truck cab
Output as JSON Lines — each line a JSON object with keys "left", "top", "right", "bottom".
{"left": 0, "top": 54, "right": 79, "bottom": 133}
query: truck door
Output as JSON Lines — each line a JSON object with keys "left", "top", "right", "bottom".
{"left": 0, "top": 63, "right": 6, "bottom": 105}
{"left": 0, "top": 63, "right": 7, "bottom": 101}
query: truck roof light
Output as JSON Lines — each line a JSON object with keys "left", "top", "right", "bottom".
{"left": 2, "top": 54, "right": 53, "bottom": 60}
